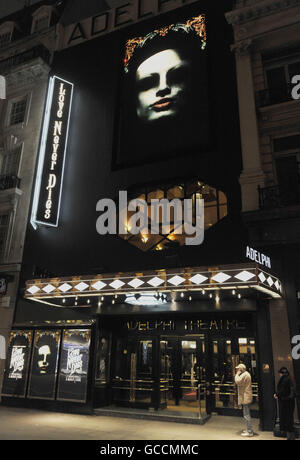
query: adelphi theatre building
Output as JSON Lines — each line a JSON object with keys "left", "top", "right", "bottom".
{"left": 1, "top": 0, "right": 294, "bottom": 431}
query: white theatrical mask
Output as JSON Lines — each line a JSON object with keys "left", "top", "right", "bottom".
{"left": 37, "top": 344, "right": 51, "bottom": 374}
{"left": 136, "top": 49, "right": 190, "bottom": 122}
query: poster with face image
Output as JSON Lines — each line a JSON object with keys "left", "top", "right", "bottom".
{"left": 57, "top": 329, "right": 91, "bottom": 402}
{"left": 2, "top": 330, "right": 32, "bottom": 397}
{"left": 115, "top": 14, "right": 210, "bottom": 167}
{"left": 28, "top": 330, "right": 61, "bottom": 400}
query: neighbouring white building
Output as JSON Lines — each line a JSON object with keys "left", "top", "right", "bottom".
{"left": 0, "top": 0, "right": 66, "bottom": 395}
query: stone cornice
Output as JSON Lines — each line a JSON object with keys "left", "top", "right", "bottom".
{"left": 226, "top": 0, "right": 300, "bottom": 26}
{"left": 0, "top": 25, "right": 56, "bottom": 61}
{"left": 5, "top": 57, "right": 50, "bottom": 88}
{"left": 231, "top": 38, "right": 253, "bottom": 55}
{"left": 0, "top": 188, "right": 23, "bottom": 208}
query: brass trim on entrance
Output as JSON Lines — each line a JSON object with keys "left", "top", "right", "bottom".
{"left": 112, "top": 386, "right": 154, "bottom": 392}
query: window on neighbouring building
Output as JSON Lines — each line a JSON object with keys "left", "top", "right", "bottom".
{"left": 0, "top": 145, "right": 22, "bottom": 177}
{"left": 273, "top": 135, "right": 300, "bottom": 206}
{"left": 0, "top": 214, "right": 9, "bottom": 256}
{"left": 274, "top": 135, "right": 300, "bottom": 152}
{"left": 262, "top": 48, "right": 300, "bottom": 105}
{"left": 9, "top": 96, "right": 27, "bottom": 125}
{"left": 0, "top": 31, "right": 11, "bottom": 48}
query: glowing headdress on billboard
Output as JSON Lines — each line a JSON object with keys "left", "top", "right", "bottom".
{"left": 124, "top": 14, "right": 207, "bottom": 74}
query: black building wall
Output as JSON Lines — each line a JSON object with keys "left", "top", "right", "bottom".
{"left": 17, "top": 2, "right": 245, "bottom": 320}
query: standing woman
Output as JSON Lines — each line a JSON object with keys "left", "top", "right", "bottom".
{"left": 274, "top": 367, "right": 296, "bottom": 440}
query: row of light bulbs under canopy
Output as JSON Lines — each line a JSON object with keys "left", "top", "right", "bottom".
{"left": 61, "top": 288, "right": 242, "bottom": 307}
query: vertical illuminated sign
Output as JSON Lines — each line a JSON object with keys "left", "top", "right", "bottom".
{"left": 31, "top": 76, "right": 73, "bottom": 228}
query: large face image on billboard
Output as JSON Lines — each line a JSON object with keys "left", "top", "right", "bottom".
{"left": 28, "top": 330, "right": 61, "bottom": 400}
{"left": 115, "top": 14, "right": 210, "bottom": 167}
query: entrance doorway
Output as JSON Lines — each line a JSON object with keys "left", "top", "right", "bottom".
{"left": 112, "top": 337, "right": 156, "bottom": 407}
{"left": 111, "top": 333, "right": 259, "bottom": 416}
{"left": 208, "top": 336, "right": 258, "bottom": 415}
{"left": 160, "top": 336, "right": 206, "bottom": 415}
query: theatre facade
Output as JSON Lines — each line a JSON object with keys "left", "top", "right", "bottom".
{"left": 1, "top": 0, "right": 294, "bottom": 431}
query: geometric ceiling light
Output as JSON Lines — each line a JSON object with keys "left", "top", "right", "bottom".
{"left": 125, "top": 292, "right": 168, "bottom": 306}
{"left": 116, "top": 179, "right": 228, "bottom": 253}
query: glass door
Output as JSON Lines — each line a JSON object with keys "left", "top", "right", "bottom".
{"left": 208, "top": 336, "right": 259, "bottom": 415}
{"left": 161, "top": 336, "right": 206, "bottom": 415}
{"left": 180, "top": 339, "right": 200, "bottom": 410}
{"left": 112, "top": 337, "right": 155, "bottom": 407}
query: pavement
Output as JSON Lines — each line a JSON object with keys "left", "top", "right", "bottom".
{"left": 0, "top": 405, "right": 290, "bottom": 440}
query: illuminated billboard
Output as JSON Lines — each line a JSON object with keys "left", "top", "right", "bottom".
{"left": 28, "top": 330, "right": 61, "bottom": 400}
{"left": 57, "top": 329, "right": 91, "bottom": 403}
{"left": 115, "top": 14, "right": 210, "bottom": 167}
{"left": 2, "top": 331, "right": 33, "bottom": 397}
{"left": 31, "top": 76, "right": 74, "bottom": 228}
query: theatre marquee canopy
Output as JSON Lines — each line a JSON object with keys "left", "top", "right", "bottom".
{"left": 25, "top": 263, "right": 283, "bottom": 308}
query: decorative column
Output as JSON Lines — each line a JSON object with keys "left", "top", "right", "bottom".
{"left": 232, "top": 39, "right": 265, "bottom": 212}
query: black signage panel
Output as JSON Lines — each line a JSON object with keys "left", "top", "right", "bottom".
{"left": 57, "top": 329, "right": 91, "bottom": 402}
{"left": 32, "top": 76, "right": 73, "bottom": 227}
{"left": 2, "top": 330, "right": 33, "bottom": 397}
{"left": 27, "top": 330, "right": 61, "bottom": 400}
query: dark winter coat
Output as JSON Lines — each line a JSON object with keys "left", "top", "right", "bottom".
{"left": 276, "top": 375, "right": 295, "bottom": 432}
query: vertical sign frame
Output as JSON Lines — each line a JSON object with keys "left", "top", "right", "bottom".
{"left": 57, "top": 329, "right": 91, "bottom": 403}
{"left": 31, "top": 75, "right": 74, "bottom": 228}
{"left": 27, "top": 330, "right": 61, "bottom": 400}
{"left": 1, "top": 330, "right": 33, "bottom": 398}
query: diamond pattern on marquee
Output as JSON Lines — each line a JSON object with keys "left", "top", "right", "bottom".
{"left": 211, "top": 272, "right": 231, "bottom": 283}
{"left": 27, "top": 285, "right": 40, "bottom": 295}
{"left": 74, "top": 282, "right": 89, "bottom": 291}
{"left": 91, "top": 280, "right": 107, "bottom": 290}
{"left": 109, "top": 279, "right": 125, "bottom": 289}
{"left": 234, "top": 271, "right": 256, "bottom": 282}
{"left": 168, "top": 275, "right": 185, "bottom": 286}
{"left": 258, "top": 272, "right": 266, "bottom": 283}
{"left": 147, "top": 277, "right": 164, "bottom": 287}
{"left": 267, "top": 276, "right": 274, "bottom": 287}
{"left": 128, "top": 278, "right": 145, "bottom": 289}
{"left": 42, "top": 284, "right": 56, "bottom": 294}
{"left": 59, "top": 283, "right": 72, "bottom": 293}
{"left": 189, "top": 274, "right": 208, "bottom": 284}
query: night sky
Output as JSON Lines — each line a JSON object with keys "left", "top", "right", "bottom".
{"left": 0, "top": 0, "right": 41, "bottom": 19}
